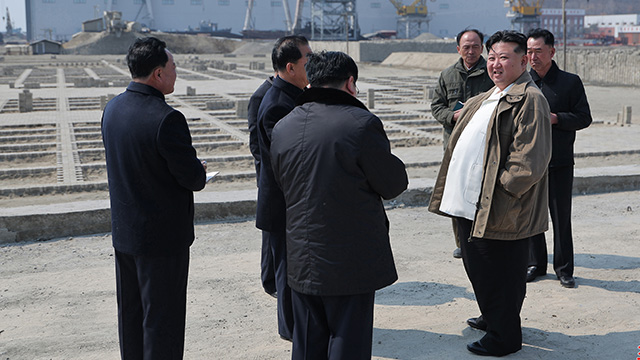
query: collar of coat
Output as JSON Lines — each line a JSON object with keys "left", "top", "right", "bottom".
{"left": 455, "top": 56, "right": 487, "bottom": 74}
{"left": 273, "top": 75, "right": 305, "bottom": 99}
{"left": 126, "top": 81, "right": 165, "bottom": 101}
{"left": 529, "top": 60, "right": 560, "bottom": 84}
{"left": 488, "top": 71, "right": 534, "bottom": 105}
{"left": 296, "top": 86, "right": 368, "bottom": 111}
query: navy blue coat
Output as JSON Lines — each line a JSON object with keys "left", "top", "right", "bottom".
{"left": 530, "top": 61, "right": 592, "bottom": 167}
{"left": 248, "top": 77, "right": 274, "bottom": 184}
{"left": 255, "top": 76, "right": 303, "bottom": 232}
{"left": 101, "top": 82, "right": 206, "bottom": 256}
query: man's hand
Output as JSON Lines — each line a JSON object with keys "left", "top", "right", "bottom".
{"left": 452, "top": 109, "right": 463, "bottom": 124}
{"left": 201, "top": 160, "right": 207, "bottom": 171}
{"left": 550, "top": 112, "right": 558, "bottom": 125}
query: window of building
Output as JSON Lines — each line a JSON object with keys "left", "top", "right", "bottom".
{"left": 439, "top": 3, "right": 449, "bottom": 9}
{"left": 219, "top": 0, "right": 229, "bottom": 5}
{"left": 271, "top": 1, "right": 282, "bottom": 6}
{"left": 371, "top": 2, "right": 381, "bottom": 8}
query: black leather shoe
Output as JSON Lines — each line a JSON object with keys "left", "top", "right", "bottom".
{"left": 467, "top": 341, "right": 492, "bottom": 356}
{"left": 526, "top": 266, "right": 545, "bottom": 282}
{"left": 559, "top": 275, "right": 575, "bottom": 288}
{"left": 466, "top": 316, "right": 487, "bottom": 331}
{"left": 453, "top": 247, "right": 462, "bottom": 258}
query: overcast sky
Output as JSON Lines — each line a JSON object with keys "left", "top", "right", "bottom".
{"left": 1, "top": 0, "right": 25, "bottom": 31}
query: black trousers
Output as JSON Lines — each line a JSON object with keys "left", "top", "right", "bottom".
{"left": 261, "top": 230, "right": 276, "bottom": 295}
{"left": 115, "top": 249, "right": 190, "bottom": 360}
{"left": 458, "top": 218, "right": 528, "bottom": 356}
{"left": 291, "top": 290, "right": 375, "bottom": 360}
{"left": 265, "top": 229, "right": 294, "bottom": 339}
{"left": 528, "top": 165, "right": 574, "bottom": 277}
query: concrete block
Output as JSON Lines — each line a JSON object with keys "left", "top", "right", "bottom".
{"left": 367, "top": 88, "right": 375, "bottom": 109}
{"left": 236, "top": 99, "right": 250, "bottom": 118}
{"left": 206, "top": 100, "right": 234, "bottom": 110}
{"left": 19, "top": 90, "right": 33, "bottom": 113}
{"left": 623, "top": 106, "right": 632, "bottom": 125}
{"left": 187, "top": 86, "right": 196, "bottom": 96}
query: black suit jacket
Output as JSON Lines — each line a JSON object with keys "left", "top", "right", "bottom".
{"left": 248, "top": 76, "right": 274, "bottom": 184}
{"left": 101, "top": 82, "right": 206, "bottom": 256}
{"left": 255, "top": 76, "right": 303, "bottom": 232}
{"left": 530, "top": 61, "right": 592, "bottom": 167}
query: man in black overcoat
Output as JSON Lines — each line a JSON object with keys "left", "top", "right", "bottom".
{"left": 256, "top": 35, "right": 312, "bottom": 341}
{"left": 101, "top": 37, "right": 206, "bottom": 359}
{"left": 526, "top": 29, "right": 592, "bottom": 288}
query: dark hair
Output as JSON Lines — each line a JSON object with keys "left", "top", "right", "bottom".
{"left": 527, "top": 28, "right": 555, "bottom": 47}
{"left": 456, "top": 29, "right": 484, "bottom": 45}
{"left": 305, "top": 51, "right": 358, "bottom": 88}
{"left": 126, "top": 37, "right": 168, "bottom": 79}
{"left": 271, "top": 35, "right": 309, "bottom": 72}
{"left": 485, "top": 30, "right": 527, "bottom": 55}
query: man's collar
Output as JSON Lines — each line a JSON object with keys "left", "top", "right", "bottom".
{"left": 273, "top": 75, "right": 304, "bottom": 97}
{"left": 296, "top": 87, "right": 368, "bottom": 111}
{"left": 530, "top": 60, "right": 559, "bottom": 83}
{"left": 127, "top": 81, "right": 165, "bottom": 100}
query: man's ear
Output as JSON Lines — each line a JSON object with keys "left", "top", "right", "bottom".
{"left": 286, "top": 62, "right": 296, "bottom": 75}
{"left": 345, "top": 75, "right": 356, "bottom": 96}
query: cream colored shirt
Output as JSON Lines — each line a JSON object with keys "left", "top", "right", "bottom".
{"left": 439, "top": 84, "right": 513, "bottom": 220}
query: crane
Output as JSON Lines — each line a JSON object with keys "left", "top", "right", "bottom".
{"left": 388, "top": 0, "right": 434, "bottom": 39}
{"left": 389, "top": 0, "right": 428, "bottom": 17}
{"left": 504, "top": 0, "right": 544, "bottom": 32}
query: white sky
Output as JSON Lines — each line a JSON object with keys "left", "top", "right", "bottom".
{"left": 1, "top": 0, "right": 26, "bottom": 32}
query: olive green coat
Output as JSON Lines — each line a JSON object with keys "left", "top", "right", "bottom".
{"left": 431, "top": 56, "right": 494, "bottom": 145}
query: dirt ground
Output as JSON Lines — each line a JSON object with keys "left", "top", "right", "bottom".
{"left": 1, "top": 190, "right": 639, "bottom": 359}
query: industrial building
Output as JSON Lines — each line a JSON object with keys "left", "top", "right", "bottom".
{"left": 24, "top": 0, "right": 514, "bottom": 43}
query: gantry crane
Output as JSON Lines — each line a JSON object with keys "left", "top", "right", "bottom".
{"left": 505, "top": 0, "right": 544, "bottom": 33}
{"left": 388, "top": 0, "right": 434, "bottom": 39}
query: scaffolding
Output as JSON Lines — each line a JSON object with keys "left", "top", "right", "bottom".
{"left": 310, "top": 0, "right": 359, "bottom": 41}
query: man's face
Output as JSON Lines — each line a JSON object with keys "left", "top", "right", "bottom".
{"left": 457, "top": 31, "right": 483, "bottom": 68}
{"left": 290, "top": 44, "right": 312, "bottom": 89}
{"left": 527, "top": 37, "right": 555, "bottom": 75}
{"left": 158, "top": 49, "right": 177, "bottom": 95}
{"left": 487, "top": 41, "right": 527, "bottom": 90}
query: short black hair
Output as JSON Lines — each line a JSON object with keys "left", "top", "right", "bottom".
{"left": 126, "top": 37, "right": 169, "bottom": 79}
{"left": 456, "top": 29, "right": 484, "bottom": 45}
{"left": 271, "top": 35, "right": 309, "bottom": 72}
{"left": 527, "top": 28, "right": 555, "bottom": 47}
{"left": 485, "top": 30, "right": 527, "bottom": 55}
{"left": 305, "top": 51, "right": 358, "bottom": 88}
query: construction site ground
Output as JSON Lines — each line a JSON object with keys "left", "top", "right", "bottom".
{"left": 0, "top": 50, "right": 639, "bottom": 359}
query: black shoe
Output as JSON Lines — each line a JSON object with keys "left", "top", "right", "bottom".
{"left": 453, "top": 247, "right": 462, "bottom": 258}
{"left": 467, "top": 341, "right": 492, "bottom": 356}
{"left": 526, "top": 266, "right": 545, "bottom": 282}
{"left": 267, "top": 291, "right": 277, "bottom": 299}
{"left": 558, "top": 275, "right": 575, "bottom": 288}
{"left": 466, "top": 316, "right": 487, "bottom": 331}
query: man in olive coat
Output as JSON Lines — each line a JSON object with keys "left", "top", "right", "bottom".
{"left": 431, "top": 29, "right": 494, "bottom": 258}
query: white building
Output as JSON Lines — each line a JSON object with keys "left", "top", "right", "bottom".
{"left": 25, "top": 0, "right": 512, "bottom": 43}
{"left": 584, "top": 13, "right": 640, "bottom": 28}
